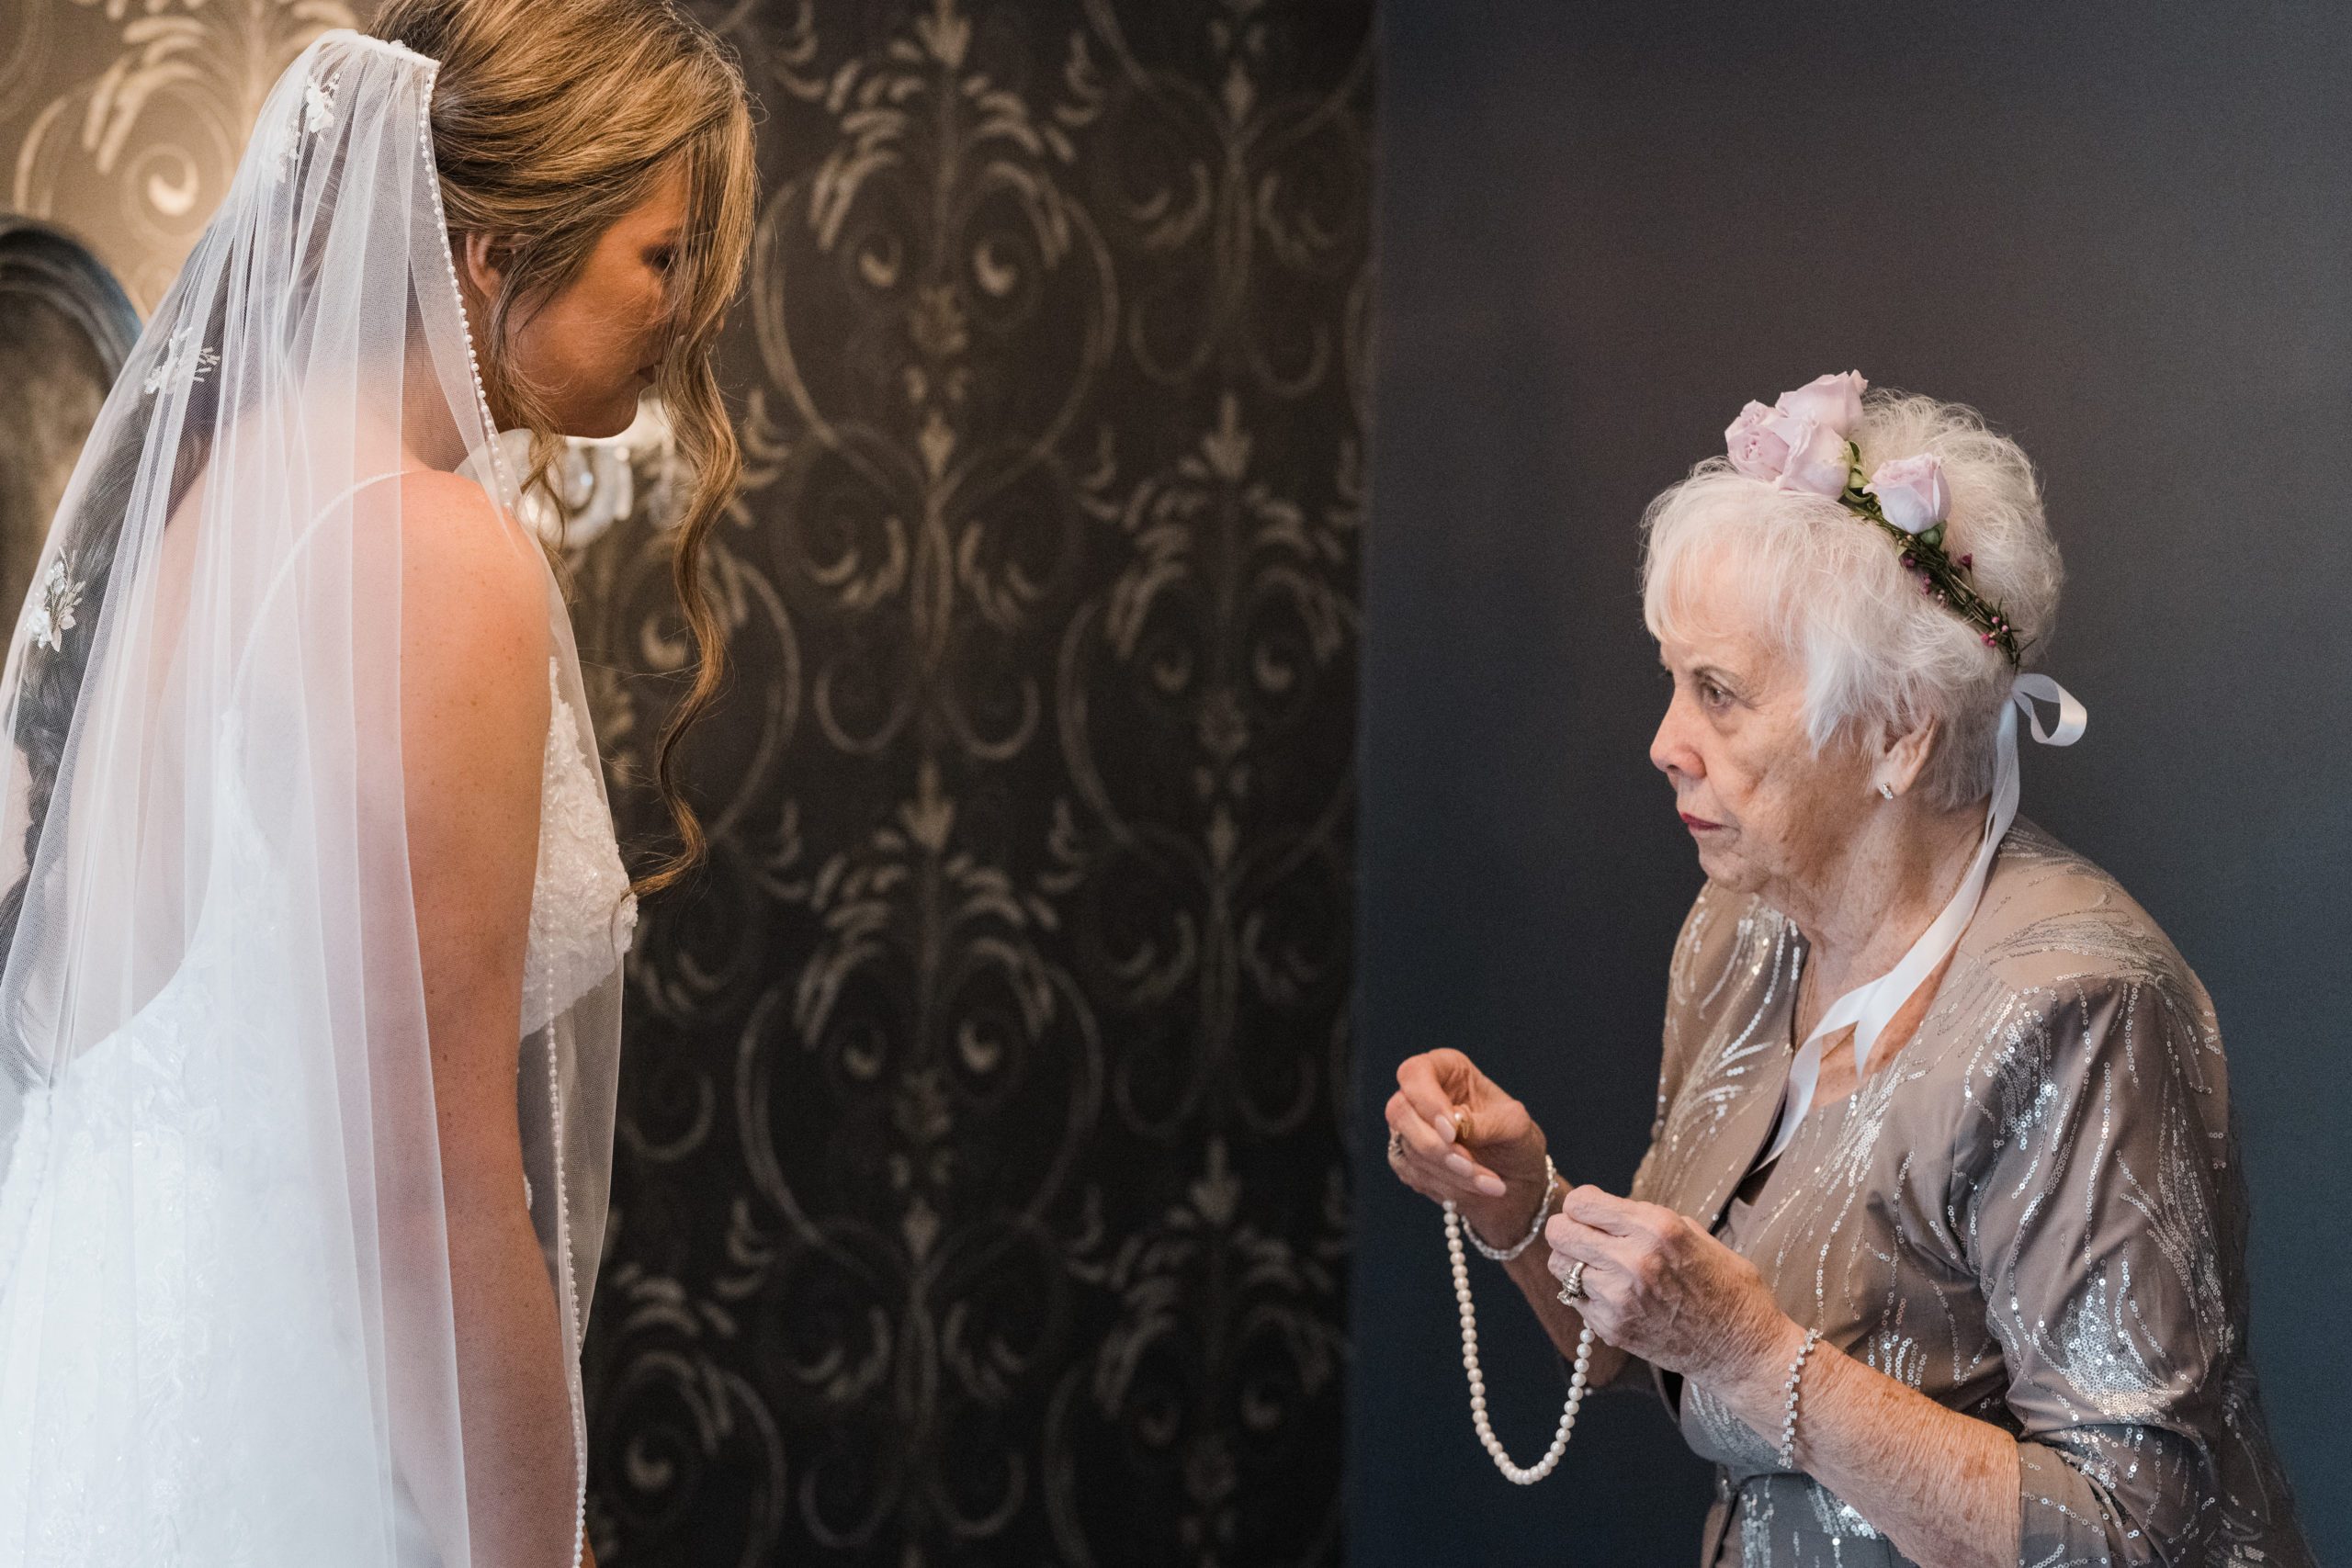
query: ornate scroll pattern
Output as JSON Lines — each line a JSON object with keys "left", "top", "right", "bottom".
{"left": 570, "top": 1, "right": 1370, "bottom": 1562}
{"left": 4, "top": 0, "right": 359, "bottom": 310}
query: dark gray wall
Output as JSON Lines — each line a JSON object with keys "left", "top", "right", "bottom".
{"left": 1352, "top": 2, "right": 2349, "bottom": 1562}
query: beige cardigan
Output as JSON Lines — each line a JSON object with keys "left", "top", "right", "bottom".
{"left": 1625, "top": 821, "right": 2312, "bottom": 1567}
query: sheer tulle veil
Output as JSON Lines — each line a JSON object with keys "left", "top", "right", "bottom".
{"left": 0, "top": 30, "right": 626, "bottom": 1564}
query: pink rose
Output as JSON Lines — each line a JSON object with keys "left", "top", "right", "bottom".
{"left": 1863, "top": 453, "right": 1951, "bottom": 533}
{"left": 1774, "top": 370, "right": 1868, "bottom": 437}
{"left": 1771, "top": 412, "right": 1853, "bottom": 497}
{"left": 1724, "top": 400, "right": 1789, "bottom": 480}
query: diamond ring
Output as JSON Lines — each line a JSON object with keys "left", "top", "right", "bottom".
{"left": 1555, "top": 1261, "right": 1588, "bottom": 1305}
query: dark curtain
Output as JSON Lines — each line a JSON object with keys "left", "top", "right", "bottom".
{"left": 571, "top": 3, "right": 1373, "bottom": 1563}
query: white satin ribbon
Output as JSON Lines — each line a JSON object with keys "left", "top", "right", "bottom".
{"left": 1760, "top": 673, "right": 2086, "bottom": 1166}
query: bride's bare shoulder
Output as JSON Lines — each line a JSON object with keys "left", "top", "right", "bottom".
{"left": 395, "top": 469, "right": 546, "bottom": 635}
{"left": 396, "top": 469, "right": 535, "bottom": 566}
{"left": 395, "top": 469, "right": 548, "bottom": 710}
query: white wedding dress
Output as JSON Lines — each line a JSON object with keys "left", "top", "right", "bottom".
{"left": 0, "top": 655, "right": 633, "bottom": 1564}
{"left": 0, "top": 32, "right": 637, "bottom": 1563}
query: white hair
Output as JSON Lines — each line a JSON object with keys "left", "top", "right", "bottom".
{"left": 1640, "top": 391, "right": 2064, "bottom": 807}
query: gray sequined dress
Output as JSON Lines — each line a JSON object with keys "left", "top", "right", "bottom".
{"left": 1625, "top": 821, "right": 2312, "bottom": 1567}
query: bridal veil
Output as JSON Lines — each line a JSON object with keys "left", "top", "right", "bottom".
{"left": 0, "top": 30, "right": 626, "bottom": 1564}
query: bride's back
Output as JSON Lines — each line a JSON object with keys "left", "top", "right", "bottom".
{"left": 0, "top": 9, "right": 754, "bottom": 1562}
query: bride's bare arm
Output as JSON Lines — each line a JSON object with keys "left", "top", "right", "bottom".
{"left": 400, "top": 469, "right": 579, "bottom": 1567}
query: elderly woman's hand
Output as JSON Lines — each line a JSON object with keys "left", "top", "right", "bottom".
{"left": 1542, "top": 1185, "right": 1798, "bottom": 1393}
{"left": 1385, "top": 1049, "right": 1552, "bottom": 1246}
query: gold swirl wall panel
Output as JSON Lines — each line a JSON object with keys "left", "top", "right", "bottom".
{"left": 564, "top": 3, "right": 1370, "bottom": 1562}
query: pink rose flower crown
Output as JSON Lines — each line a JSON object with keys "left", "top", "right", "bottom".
{"left": 1724, "top": 372, "right": 2022, "bottom": 667}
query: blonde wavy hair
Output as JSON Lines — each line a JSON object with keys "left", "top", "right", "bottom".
{"left": 370, "top": 0, "right": 758, "bottom": 893}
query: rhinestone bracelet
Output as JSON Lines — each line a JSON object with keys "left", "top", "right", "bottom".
{"left": 1777, "top": 1326, "right": 1823, "bottom": 1469}
{"left": 1463, "top": 1156, "right": 1558, "bottom": 1263}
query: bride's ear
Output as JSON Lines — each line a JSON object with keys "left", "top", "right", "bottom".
{"left": 455, "top": 231, "right": 512, "bottom": 313}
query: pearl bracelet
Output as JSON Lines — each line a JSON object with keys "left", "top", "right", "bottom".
{"left": 1462, "top": 1156, "right": 1558, "bottom": 1263}
{"left": 1777, "top": 1326, "right": 1822, "bottom": 1470}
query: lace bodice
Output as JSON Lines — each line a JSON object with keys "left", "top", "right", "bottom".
{"left": 523, "top": 659, "right": 636, "bottom": 1035}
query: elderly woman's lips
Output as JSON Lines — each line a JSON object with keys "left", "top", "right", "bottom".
{"left": 1679, "top": 812, "right": 1722, "bottom": 830}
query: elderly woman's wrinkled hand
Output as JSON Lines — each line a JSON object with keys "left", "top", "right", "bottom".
{"left": 1385, "top": 1049, "right": 1551, "bottom": 1243}
{"left": 1543, "top": 1185, "right": 1797, "bottom": 1391}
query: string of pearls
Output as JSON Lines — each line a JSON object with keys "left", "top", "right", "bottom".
{"left": 1443, "top": 1199, "right": 1595, "bottom": 1483}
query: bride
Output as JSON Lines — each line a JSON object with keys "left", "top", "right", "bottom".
{"left": 0, "top": 4, "right": 753, "bottom": 1563}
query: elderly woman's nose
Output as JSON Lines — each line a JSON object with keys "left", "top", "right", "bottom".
{"left": 1650, "top": 701, "right": 1698, "bottom": 778}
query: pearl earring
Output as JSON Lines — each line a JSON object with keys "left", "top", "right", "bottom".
{"left": 1878, "top": 783, "right": 1894, "bottom": 800}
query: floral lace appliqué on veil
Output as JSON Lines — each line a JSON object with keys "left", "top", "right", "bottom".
{"left": 24, "top": 557, "right": 83, "bottom": 652}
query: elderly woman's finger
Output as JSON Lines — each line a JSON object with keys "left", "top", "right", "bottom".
{"left": 1555, "top": 1183, "right": 1657, "bottom": 1235}
{"left": 1544, "top": 1211, "right": 1641, "bottom": 1273}
{"left": 1385, "top": 1090, "right": 1453, "bottom": 1160}
{"left": 1400, "top": 1158, "right": 1504, "bottom": 1201}
{"left": 1452, "top": 1157, "right": 1508, "bottom": 1197}
{"left": 1394, "top": 1053, "right": 1473, "bottom": 1142}
{"left": 1385, "top": 1092, "right": 1504, "bottom": 1196}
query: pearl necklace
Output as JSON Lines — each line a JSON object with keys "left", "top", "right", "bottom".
{"left": 1443, "top": 1200, "right": 1595, "bottom": 1483}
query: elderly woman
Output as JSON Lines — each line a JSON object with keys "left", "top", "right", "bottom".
{"left": 1385, "top": 378, "right": 2313, "bottom": 1568}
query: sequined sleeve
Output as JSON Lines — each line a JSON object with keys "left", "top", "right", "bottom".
{"left": 1629, "top": 882, "right": 1743, "bottom": 1207}
{"left": 1613, "top": 884, "right": 1759, "bottom": 1402}
{"left": 1955, "top": 971, "right": 2248, "bottom": 1565}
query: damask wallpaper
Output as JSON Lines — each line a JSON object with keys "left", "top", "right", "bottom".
{"left": 0, "top": 0, "right": 1372, "bottom": 1561}
{"left": 562, "top": 4, "right": 1371, "bottom": 1563}
{"left": 0, "top": 0, "right": 360, "bottom": 310}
